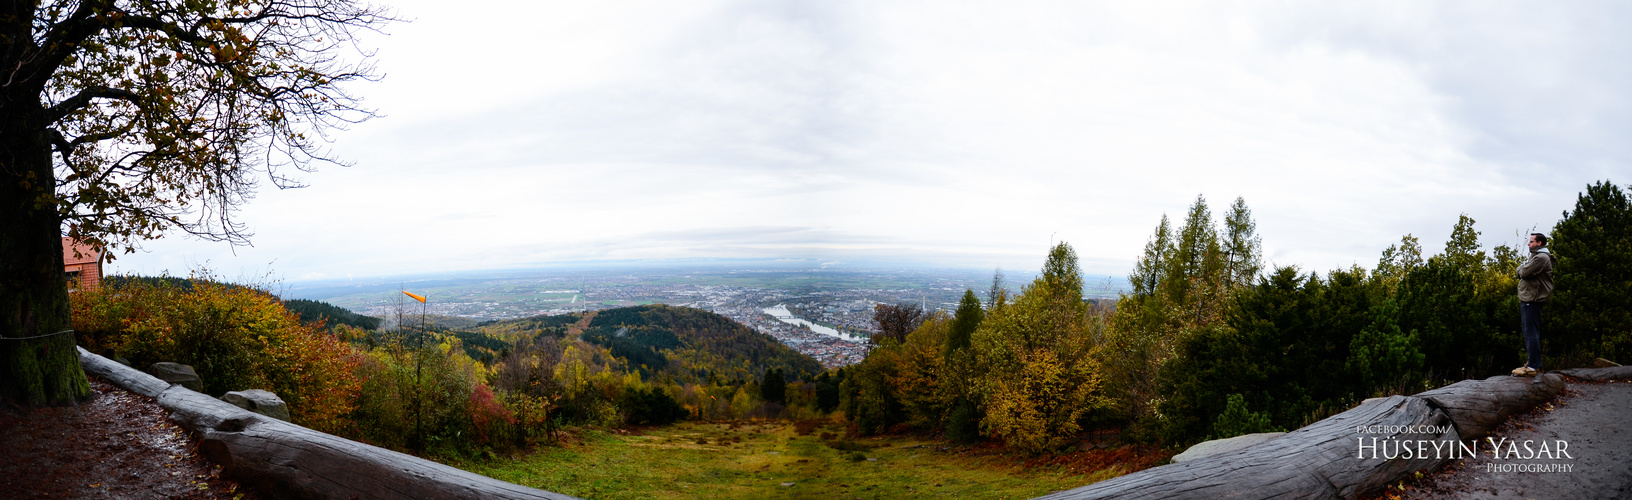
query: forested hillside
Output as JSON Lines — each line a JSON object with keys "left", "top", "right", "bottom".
{"left": 581, "top": 305, "right": 823, "bottom": 382}
{"left": 284, "top": 298, "right": 381, "bottom": 330}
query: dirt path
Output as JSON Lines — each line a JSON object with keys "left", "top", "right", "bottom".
{"left": 0, "top": 378, "right": 258, "bottom": 499}
{"left": 1391, "top": 378, "right": 1632, "bottom": 500}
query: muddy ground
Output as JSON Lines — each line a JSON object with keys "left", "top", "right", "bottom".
{"left": 0, "top": 378, "right": 258, "bottom": 499}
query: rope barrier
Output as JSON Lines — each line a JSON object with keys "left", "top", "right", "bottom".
{"left": 0, "top": 329, "right": 75, "bottom": 341}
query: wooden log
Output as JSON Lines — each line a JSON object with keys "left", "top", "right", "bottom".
{"left": 1171, "top": 432, "right": 1285, "bottom": 463}
{"left": 1037, "top": 396, "right": 1461, "bottom": 500}
{"left": 78, "top": 346, "right": 169, "bottom": 398}
{"left": 80, "top": 347, "right": 578, "bottom": 500}
{"left": 1039, "top": 372, "right": 1568, "bottom": 500}
{"left": 1415, "top": 374, "right": 1565, "bottom": 440}
{"left": 1554, "top": 366, "right": 1632, "bottom": 381}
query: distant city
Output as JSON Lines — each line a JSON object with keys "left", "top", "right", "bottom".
{"left": 284, "top": 264, "right": 1126, "bottom": 368}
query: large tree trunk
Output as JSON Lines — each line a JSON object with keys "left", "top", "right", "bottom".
{"left": 0, "top": 98, "right": 91, "bottom": 406}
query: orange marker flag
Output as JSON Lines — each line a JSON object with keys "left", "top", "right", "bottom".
{"left": 402, "top": 291, "right": 427, "bottom": 303}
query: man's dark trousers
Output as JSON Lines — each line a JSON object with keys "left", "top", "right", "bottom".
{"left": 1520, "top": 301, "right": 1544, "bottom": 370}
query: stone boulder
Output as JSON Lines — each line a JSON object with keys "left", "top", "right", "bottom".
{"left": 221, "top": 390, "right": 291, "bottom": 422}
{"left": 1593, "top": 358, "right": 1620, "bottom": 368}
{"left": 1170, "top": 432, "right": 1285, "bottom": 463}
{"left": 147, "top": 362, "right": 204, "bottom": 393}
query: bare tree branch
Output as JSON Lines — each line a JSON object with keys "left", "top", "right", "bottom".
{"left": 44, "top": 85, "right": 139, "bottom": 123}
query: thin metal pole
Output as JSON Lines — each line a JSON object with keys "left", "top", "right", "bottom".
{"left": 416, "top": 295, "right": 426, "bottom": 451}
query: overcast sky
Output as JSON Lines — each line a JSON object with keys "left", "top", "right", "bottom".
{"left": 106, "top": 1, "right": 1631, "bottom": 283}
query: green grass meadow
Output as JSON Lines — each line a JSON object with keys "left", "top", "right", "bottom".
{"left": 442, "top": 420, "right": 1133, "bottom": 499}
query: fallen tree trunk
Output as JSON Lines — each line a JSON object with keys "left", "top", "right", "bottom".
{"left": 1038, "top": 396, "right": 1458, "bottom": 500}
{"left": 80, "top": 347, "right": 578, "bottom": 500}
{"left": 1416, "top": 374, "right": 1566, "bottom": 440}
{"left": 1555, "top": 366, "right": 1632, "bottom": 381}
{"left": 1040, "top": 373, "right": 1568, "bottom": 500}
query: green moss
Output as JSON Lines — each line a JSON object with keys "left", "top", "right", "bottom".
{"left": 1, "top": 334, "right": 90, "bottom": 406}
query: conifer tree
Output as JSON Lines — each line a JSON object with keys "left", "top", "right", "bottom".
{"left": 1167, "top": 195, "right": 1228, "bottom": 324}
{"left": 941, "top": 290, "right": 985, "bottom": 442}
{"left": 1222, "top": 197, "right": 1263, "bottom": 290}
{"left": 1550, "top": 180, "right": 1632, "bottom": 362}
{"left": 1165, "top": 196, "right": 1217, "bottom": 307}
{"left": 1345, "top": 299, "right": 1425, "bottom": 396}
{"left": 988, "top": 268, "right": 1007, "bottom": 309}
{"left": 760, "top": 367, "right": 786, "bottom": 406}
{"left": 1129, "top": 214, "right": 1173, "bottom": 299}
{"left": 945, "top": 290, "right": 984, "bottom": 357}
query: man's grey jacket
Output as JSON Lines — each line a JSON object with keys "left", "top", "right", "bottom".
{"left": 1517, "top": 247, "right": 1555, "bottom": 303}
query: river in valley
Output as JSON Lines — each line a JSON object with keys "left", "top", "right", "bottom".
{"left": 761, "top": 304, "right": 865, "bottom": 342}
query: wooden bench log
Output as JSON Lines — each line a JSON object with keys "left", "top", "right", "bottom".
{"left": 1415, "top": 374, "right": 1565, "bottom": 440}
{"left": 80, "top": 347, "right": 578, "bottom": 500}
{"left": 1037, "top": 396, "right": 1460, "bottom": 500}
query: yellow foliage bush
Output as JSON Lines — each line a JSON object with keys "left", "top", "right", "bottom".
{"left": 71, "top": 277, "right": 360, "bottom": 434}
{"left": 972, "top": 244, "right": 1110, "bottom": 454}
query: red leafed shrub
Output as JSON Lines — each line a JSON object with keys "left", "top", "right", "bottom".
{"left": 468, "top": 383, "right": 515, "bottom": 444}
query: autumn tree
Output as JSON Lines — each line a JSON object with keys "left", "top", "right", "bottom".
{"left": 0, "top": 0, "right": 390, "bottom": 404}
{"left": 871, "top": 302, "right": 925, "bottom": 346}
{"left": 887, "top": 312, "right": 951, "bottom": 432}
{"left": 1374, "top": 234, "right": 1424, "bottom": 295}
{"left": 972, "top": 242, "right": 1108, "bottom": 453}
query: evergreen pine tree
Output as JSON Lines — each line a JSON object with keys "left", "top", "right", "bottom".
{"left": 1130, "top": 214, "right": 1173, "bottom": 298}
{"left": 1211, "top": 393, "right": 1278, "bottom": 439}
{"left": 1222, "top": 197, "right": 1263, "bottom": 290}
{"left": 1166, "top": 196, "right": 1218, "bottom": 308}
{"left": 1550, "top": 180, "right": 1632, "bottom": 362}
{"left": 988, "top": 268, "right": 1007, "bottom": 309}
{"left": 761, "top": 368, "right": 786, "bottom": 406}
{"left": 945, "top": 290, "right": 984, "bottom": 357}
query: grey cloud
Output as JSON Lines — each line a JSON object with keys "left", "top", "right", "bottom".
{"left": 1263, "top": 3, "right": 1632, "bottom": 186}
{"left": 365, "top": 1, "right": 951, "bottom": 186}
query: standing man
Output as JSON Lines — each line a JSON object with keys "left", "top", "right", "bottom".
{"left": 1513, "top": 233, "right": 1555, "bottom": 377}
